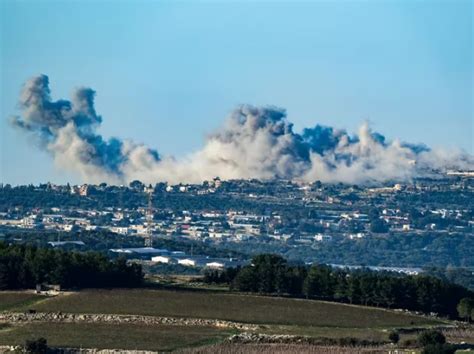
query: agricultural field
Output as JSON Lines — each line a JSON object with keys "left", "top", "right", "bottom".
{"left": 0, "top": 292, "right": 46, "bottom": 311}
{"left": 179, "top": 343, "right": 395, "bottom": 354}
{"left": 1, "top": 289, "right": 466, "bottom": 353}
{"left": 0, "top": 322, "right": 231, "bottom": 351}
{"left": 29, "top": 288, "right": 442, "bottom": 328}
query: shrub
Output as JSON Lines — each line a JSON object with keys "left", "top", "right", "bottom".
{"left": 401, "top": 338, "right": 418, "bottom": 348}
{"left": 421, "top": 344, "right": 456, "bottom": 354}
{"left": 24, "top": 337, "right": 48, "bottom": 354}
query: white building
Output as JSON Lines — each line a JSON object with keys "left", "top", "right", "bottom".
{"left": 110, "top": 227, "right": 129, "bottom": 235}
{"left": 62, "top": 224, "right": 76, "bottom": 232}
{"left": 349, "top": 233, "right": 365, "bottom": 240}
{"left": 22, "top": 215, "right": 41, "bottom": 228}
{"left": 206, "top": 261, "right": 226, "bottom": 269}
{"left": 177, "top": 257, "right": 208, "bottom": 267}
{"left": 314, "top": 234, "right": 333, "bottom": 242}
{"left": 151, "top": 256, "right": 173, "bottom": 264}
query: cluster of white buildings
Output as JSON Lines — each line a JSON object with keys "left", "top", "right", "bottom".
{"left": 2, "top": 200, "right": 471, "bottom": 245}
{"left": 151, "top": 254, "right": 242, "bottom": 269}
{"left": 108, "top": 246, "right": 246, "bottom": 269}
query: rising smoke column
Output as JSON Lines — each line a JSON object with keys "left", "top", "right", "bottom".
{"left": 10, "top": 75, "right": 474, "bottom": 184}
{"left": 185, "top": 105, "right": 311, "bottom": 180}
{"left": 11, "top": 75, "right": 161, "bottom": 184}
{"left": 114, "top": 105, "right": 313, "bottom": 183}
{"left": 301, "top": 122, "right": 473, "bottom": 184}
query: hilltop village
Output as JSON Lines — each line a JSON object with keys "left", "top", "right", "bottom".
{"left": 0, "top": 172, "right": 473, "bottom": 270}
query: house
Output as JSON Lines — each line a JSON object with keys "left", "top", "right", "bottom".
{"left": 110, "top": 226, "right": 129, "bottom": 235}
{"left": 70, "top": 184, "right": 89, "bottom": 196}
{"left": 268, "top": 234, "right": 291, "bottom": 242}
{"left": 62, "top": 224, "right": 78, "bottom": 232}
{"left": 22, "top": 215, "right": 41, "bottom": 228}
{"left": 36, "top": 283, "right": 61, "bottom": 294}
{"left": 349, "top": 233, "right": 365, "bottom": 240}
{"left": 314, "top": 234, "right": 333, "bottom": 242}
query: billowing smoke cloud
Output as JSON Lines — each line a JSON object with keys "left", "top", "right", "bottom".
{"left": 11, "top": 75, "right": 160, "bottom": 184}
{"left": 11, "top": 75, "right": 473, "bottom": 185}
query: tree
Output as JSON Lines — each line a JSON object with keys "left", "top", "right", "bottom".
{"left": 418, "top": 330, "right": 446, "bottom": 347}
{"left": 368, "top": 208, "right": 380, "bottom": 220}
{"left": 231, "top": 266, "right": 257, "bottom": 292}
{"left": 251, "top": 254, "right": 288, "bottom": 294}
{"left": 370, "top": 219, "right": 389, "bottom": 233}
{"left": 303, "top": 265, "right": 333, "bottom": 299}
{"left": 388, "top": 330, "right": 400, "bottom": 344}
{"left": 346, "top": 275, "right": 362, "bottom": 304}
{"left": 285, "top": 266, "right": 307, "bottom": 295}
{"left": 457, "top": 297, "right": 474, "bottom": 322}
{"left": 129, "top": 180, "right": 144, "bottom": 191}
{"left": 0, "top": 262, "right": 8, "bottom": 290}
{"left": 421, "top": 344, "right": 456, "bottom": 354}
{"left": 0, "top": 242, "right": 143, "bottom": 290}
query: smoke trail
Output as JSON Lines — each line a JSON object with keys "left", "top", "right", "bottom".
{"left": 10, "top": 75, "right": 474, "bottom": 184}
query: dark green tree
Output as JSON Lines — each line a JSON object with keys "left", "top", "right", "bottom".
{"left": 418, "top": 330, "right": 446, "bottom": 347}
{"left": 370, "top": 219, "right": 389, "bottom": 233}
{"left": 388, "top": 330, "right": 399, "bottom": 344}
{"left": 457, "top": 297, "right": 474, "bottom": 322}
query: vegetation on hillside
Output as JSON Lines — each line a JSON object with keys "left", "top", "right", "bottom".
{"left": 204, "top": 254, "right": 474, "bottom": 318}
{"left": 0, "top": 242, "right": 143, "bottom": 289}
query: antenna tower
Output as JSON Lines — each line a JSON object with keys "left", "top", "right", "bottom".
{"left": 145, "top": 186, "right": 154, "bottom": 247}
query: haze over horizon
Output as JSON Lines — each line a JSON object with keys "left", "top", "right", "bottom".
{"left": 1, "top": 0, "right": 472, "bottom": 184}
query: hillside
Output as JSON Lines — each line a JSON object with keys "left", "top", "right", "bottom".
{"left": 0, "top": 288, "right": 456, "bottom": 352}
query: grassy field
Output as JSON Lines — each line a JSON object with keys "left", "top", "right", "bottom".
{"left": 0, "top": 322, "right": 232, "bottom": 351}
{"left": 0, "top": 292, "right": 46, "bottom": 311}
{"left": 0, "top": 289, "right": 454, "bottom": 352}
{"left": 30, "top": 288, "right": 441, "bottom": 328}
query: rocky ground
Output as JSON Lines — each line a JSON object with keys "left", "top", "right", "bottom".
{"left": 0, "top": 311, "right": 259, "bottom": 331}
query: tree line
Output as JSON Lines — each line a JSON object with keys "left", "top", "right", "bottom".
{"left": 0, "top": 242, "right": 143, "bottom": 289}
{"left": 204, "top": 254, "right": 474, "bottom": 319}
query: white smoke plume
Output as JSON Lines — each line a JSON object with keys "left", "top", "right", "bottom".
{"left": 10, "top": 75, "right": 474, "bottom": 185}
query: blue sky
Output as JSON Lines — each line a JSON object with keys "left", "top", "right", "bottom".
{"left": 1, "top": 0, "right": 472, "bottom": 184}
